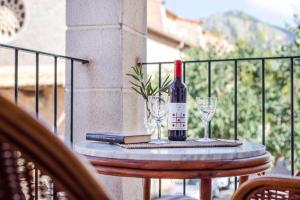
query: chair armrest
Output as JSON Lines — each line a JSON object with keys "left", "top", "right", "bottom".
{"left": 231, "top": 176, "right": 300, "bottom": 200}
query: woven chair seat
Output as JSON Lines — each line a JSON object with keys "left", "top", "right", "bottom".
{"left": 0, "top": 95, "right": 109, "bottom": 200}
{"left": 231, "top": 176, "right": 300, "bottom": 200}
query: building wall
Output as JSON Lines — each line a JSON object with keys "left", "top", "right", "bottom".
{"left": 0, "top": 0, "right": 66, "bottom": 66}
{"left": 0, "top": 0, "right": 181, "bottom": 65}
{"left": 147, "top": 38, "right": 181, "bottom": 63}
{"left": 0, "top": 86, "right": 65, "bottom": 135}
{"left": 0, "top": 0, "right": 66, "bottom": 137}
{"left": 0, "top": 0, "right": 185, "bottom": 138}
{"left": 0, "top": 0, "right": 188, "bottom": 68}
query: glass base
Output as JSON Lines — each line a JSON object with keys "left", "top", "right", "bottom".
{"left": 149, "top": 139, "right": 168, "bottom": 144}
{"left": 196, "top": 138, "right": 216, "bottom": 142}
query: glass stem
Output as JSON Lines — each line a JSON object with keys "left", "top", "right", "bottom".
{"left": 157, "top": 121, "right": 161, "bottom": 141}
{"left": 204, "top": 122, "right": 209, "bottom": 139}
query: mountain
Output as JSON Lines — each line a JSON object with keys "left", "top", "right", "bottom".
{"left": 202, "top": 11, "right": 295, "bottom": 49}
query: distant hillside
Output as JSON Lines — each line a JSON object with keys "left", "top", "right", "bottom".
{"left": 203, "top": 11, "right": 295, "bottom": 49}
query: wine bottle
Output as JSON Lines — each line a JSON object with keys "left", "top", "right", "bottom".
{"left": 168, "top": 60, "right": 187, "bottom": 141}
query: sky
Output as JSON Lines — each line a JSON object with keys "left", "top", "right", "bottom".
{"left": 164, "top": 0, "right": 300, "bottom": 28}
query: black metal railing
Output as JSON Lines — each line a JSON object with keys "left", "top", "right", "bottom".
{"left": 1, "top": 44, "right": 300, "bottom": 198}
{"left": 0, "top": 43, "right": 88, "bottom": 143}
{"left": 0, "top": 43, "right": 88, "bottom": 199}
{"left": 142, "top": 55, "right": 300, "bottom": 197}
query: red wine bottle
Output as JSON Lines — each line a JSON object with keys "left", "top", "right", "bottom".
{"left": 168, "top": 60, "right": 187, "bottom": 141}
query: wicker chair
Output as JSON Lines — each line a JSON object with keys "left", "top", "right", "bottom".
{"left": 231, "top": 176, "right": 300, "bottom": 200}
{"left": 0, "top": 95, "right": 110, "bottom": 200}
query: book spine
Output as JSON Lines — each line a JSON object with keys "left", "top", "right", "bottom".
{"left": 86, "top": 134, "right": 125, "bottom": 143}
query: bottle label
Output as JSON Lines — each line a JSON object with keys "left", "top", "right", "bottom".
{"left": 168, "top": 103, "right": 187, "bottom": 130}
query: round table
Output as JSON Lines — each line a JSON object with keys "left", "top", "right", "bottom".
{"left": 75, "top": 142, "right": 271, "bottom": 200}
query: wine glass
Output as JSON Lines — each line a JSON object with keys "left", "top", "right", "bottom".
{"left": 196, "top": 97, "right": 217, "bottom": 142}
{"left": 148, "top": 95, "right": 169, "bottom": 144}
{"left": 144, "top": 108, "right": 156, "bottom": 135}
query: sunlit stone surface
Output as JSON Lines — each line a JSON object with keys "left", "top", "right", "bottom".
{"left": 75, "top": 141, "right": 266, "bottom": 161}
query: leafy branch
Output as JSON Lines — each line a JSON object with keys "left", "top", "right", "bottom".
{"left": 126, "top": 64, "right": 172, "bottom": 116}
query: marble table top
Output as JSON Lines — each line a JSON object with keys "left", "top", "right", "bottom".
{"left": 75, "top": 141, "right": 266, "bottom": 161}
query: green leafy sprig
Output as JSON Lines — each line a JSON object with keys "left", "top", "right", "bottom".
{"left": 126, "top": 64, "right": 172, "bottom": 115}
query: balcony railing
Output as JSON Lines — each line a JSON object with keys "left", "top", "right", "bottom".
{"left": 1, "top": 43, "right": 300, "bottom": 198}
{"left": 142, "top": 56, "right": 300, "bottom": 197}
{"left": 0, "top": 44, "right": 88, "bottom": 145}
{"left": 0, "top": 43, "right": 89, "bottom": 199}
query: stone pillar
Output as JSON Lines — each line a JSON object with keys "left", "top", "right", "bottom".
{"left": 65, "top": 0, "right": 147, "bottom": 199}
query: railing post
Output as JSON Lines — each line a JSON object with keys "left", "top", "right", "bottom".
{"left": 290, "top": 58, "right": 294, "bottom": 175}
{"left": 70, "top": 59, "right": 74, "bottom": 148}
{"left": 35, "top": 53, "right": 39, "bottom": 117}
{"left": 14, "top": 49, "right": 18, "bottom": 104}
{"left": 54, "top": 56, "right": 58, "bottom": 135}
{"left": 35, "top": 52, "right": 39, "bottom": 200}
{"left": 234, "top": 59, "right": 238, "bottom": 190}
{"left": 234, "top": 60, "right": 238, "bottom": 141}
{"left": 208, "top": 61, "right": 212, "bottom": 138}
{"left": 183, "top": 62, "right": 186, "bottom": 196}
{"left": 158, "top": 63, "right": 162, "bottom": 198}
{"left": 262, "top": 59, "right": 265, "bottom": 145}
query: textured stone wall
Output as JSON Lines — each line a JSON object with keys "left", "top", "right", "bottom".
{"left": 66, "top": 0, "right": 147, "bottom": 199}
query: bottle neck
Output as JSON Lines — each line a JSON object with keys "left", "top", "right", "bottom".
{"left": 174, "top": 61, "right": 182, "bottom": 79}
{"left": 175, "top": 76, "right": 182, "bottom": 81}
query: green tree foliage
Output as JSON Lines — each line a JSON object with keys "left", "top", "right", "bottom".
{"left": 184, "top": 23, "right": 300, "bottom": 170}
{"left": 278, "top": 14, "right": 300, "bottom": 55}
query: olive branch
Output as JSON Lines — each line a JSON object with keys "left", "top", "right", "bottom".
{"left": 126, "top": 64, "right": 172, "bottom": 116}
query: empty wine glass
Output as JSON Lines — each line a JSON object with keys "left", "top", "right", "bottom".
{"left": 148, "top": 95, "right": 169, "bottom": 144}
{"left": 196, "top": 97, "right": 217, "bottom": 142}
{"left": 144, "top": 108, "right": 156, "bottom": 135}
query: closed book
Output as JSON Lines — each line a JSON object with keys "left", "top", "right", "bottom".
{"left": 86, "top": 132, "right": 151, "bottom": 144}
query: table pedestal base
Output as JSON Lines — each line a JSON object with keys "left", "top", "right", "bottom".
{"left": 142, "top": 175, "right": 255, "bottom": 200}
{"left": 143, "top": 178, "right": 151, "bottom": 200}
{"left": 200, "top": 178, "right": 212, "bottom": 200}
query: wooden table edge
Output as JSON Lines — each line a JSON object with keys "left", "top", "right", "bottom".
{"left": 92, "top": 162, "right": 271, "bottom": 179}
{"left": 83, "top": 150, "right": 271, "bottom": 200}
{"left": 85, "top": 152, "right": 271, "bottom": 171}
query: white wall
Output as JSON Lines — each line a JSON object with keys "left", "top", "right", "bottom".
{"left": 0, "top": 0, "right": 65, "bottom": 66}
{"left": 147, "top": 38, "right": 182, "bottom": 63}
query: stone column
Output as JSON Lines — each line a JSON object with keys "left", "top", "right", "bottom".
{"left": 65, "top": 0, "right": 147, "bottom": 199}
